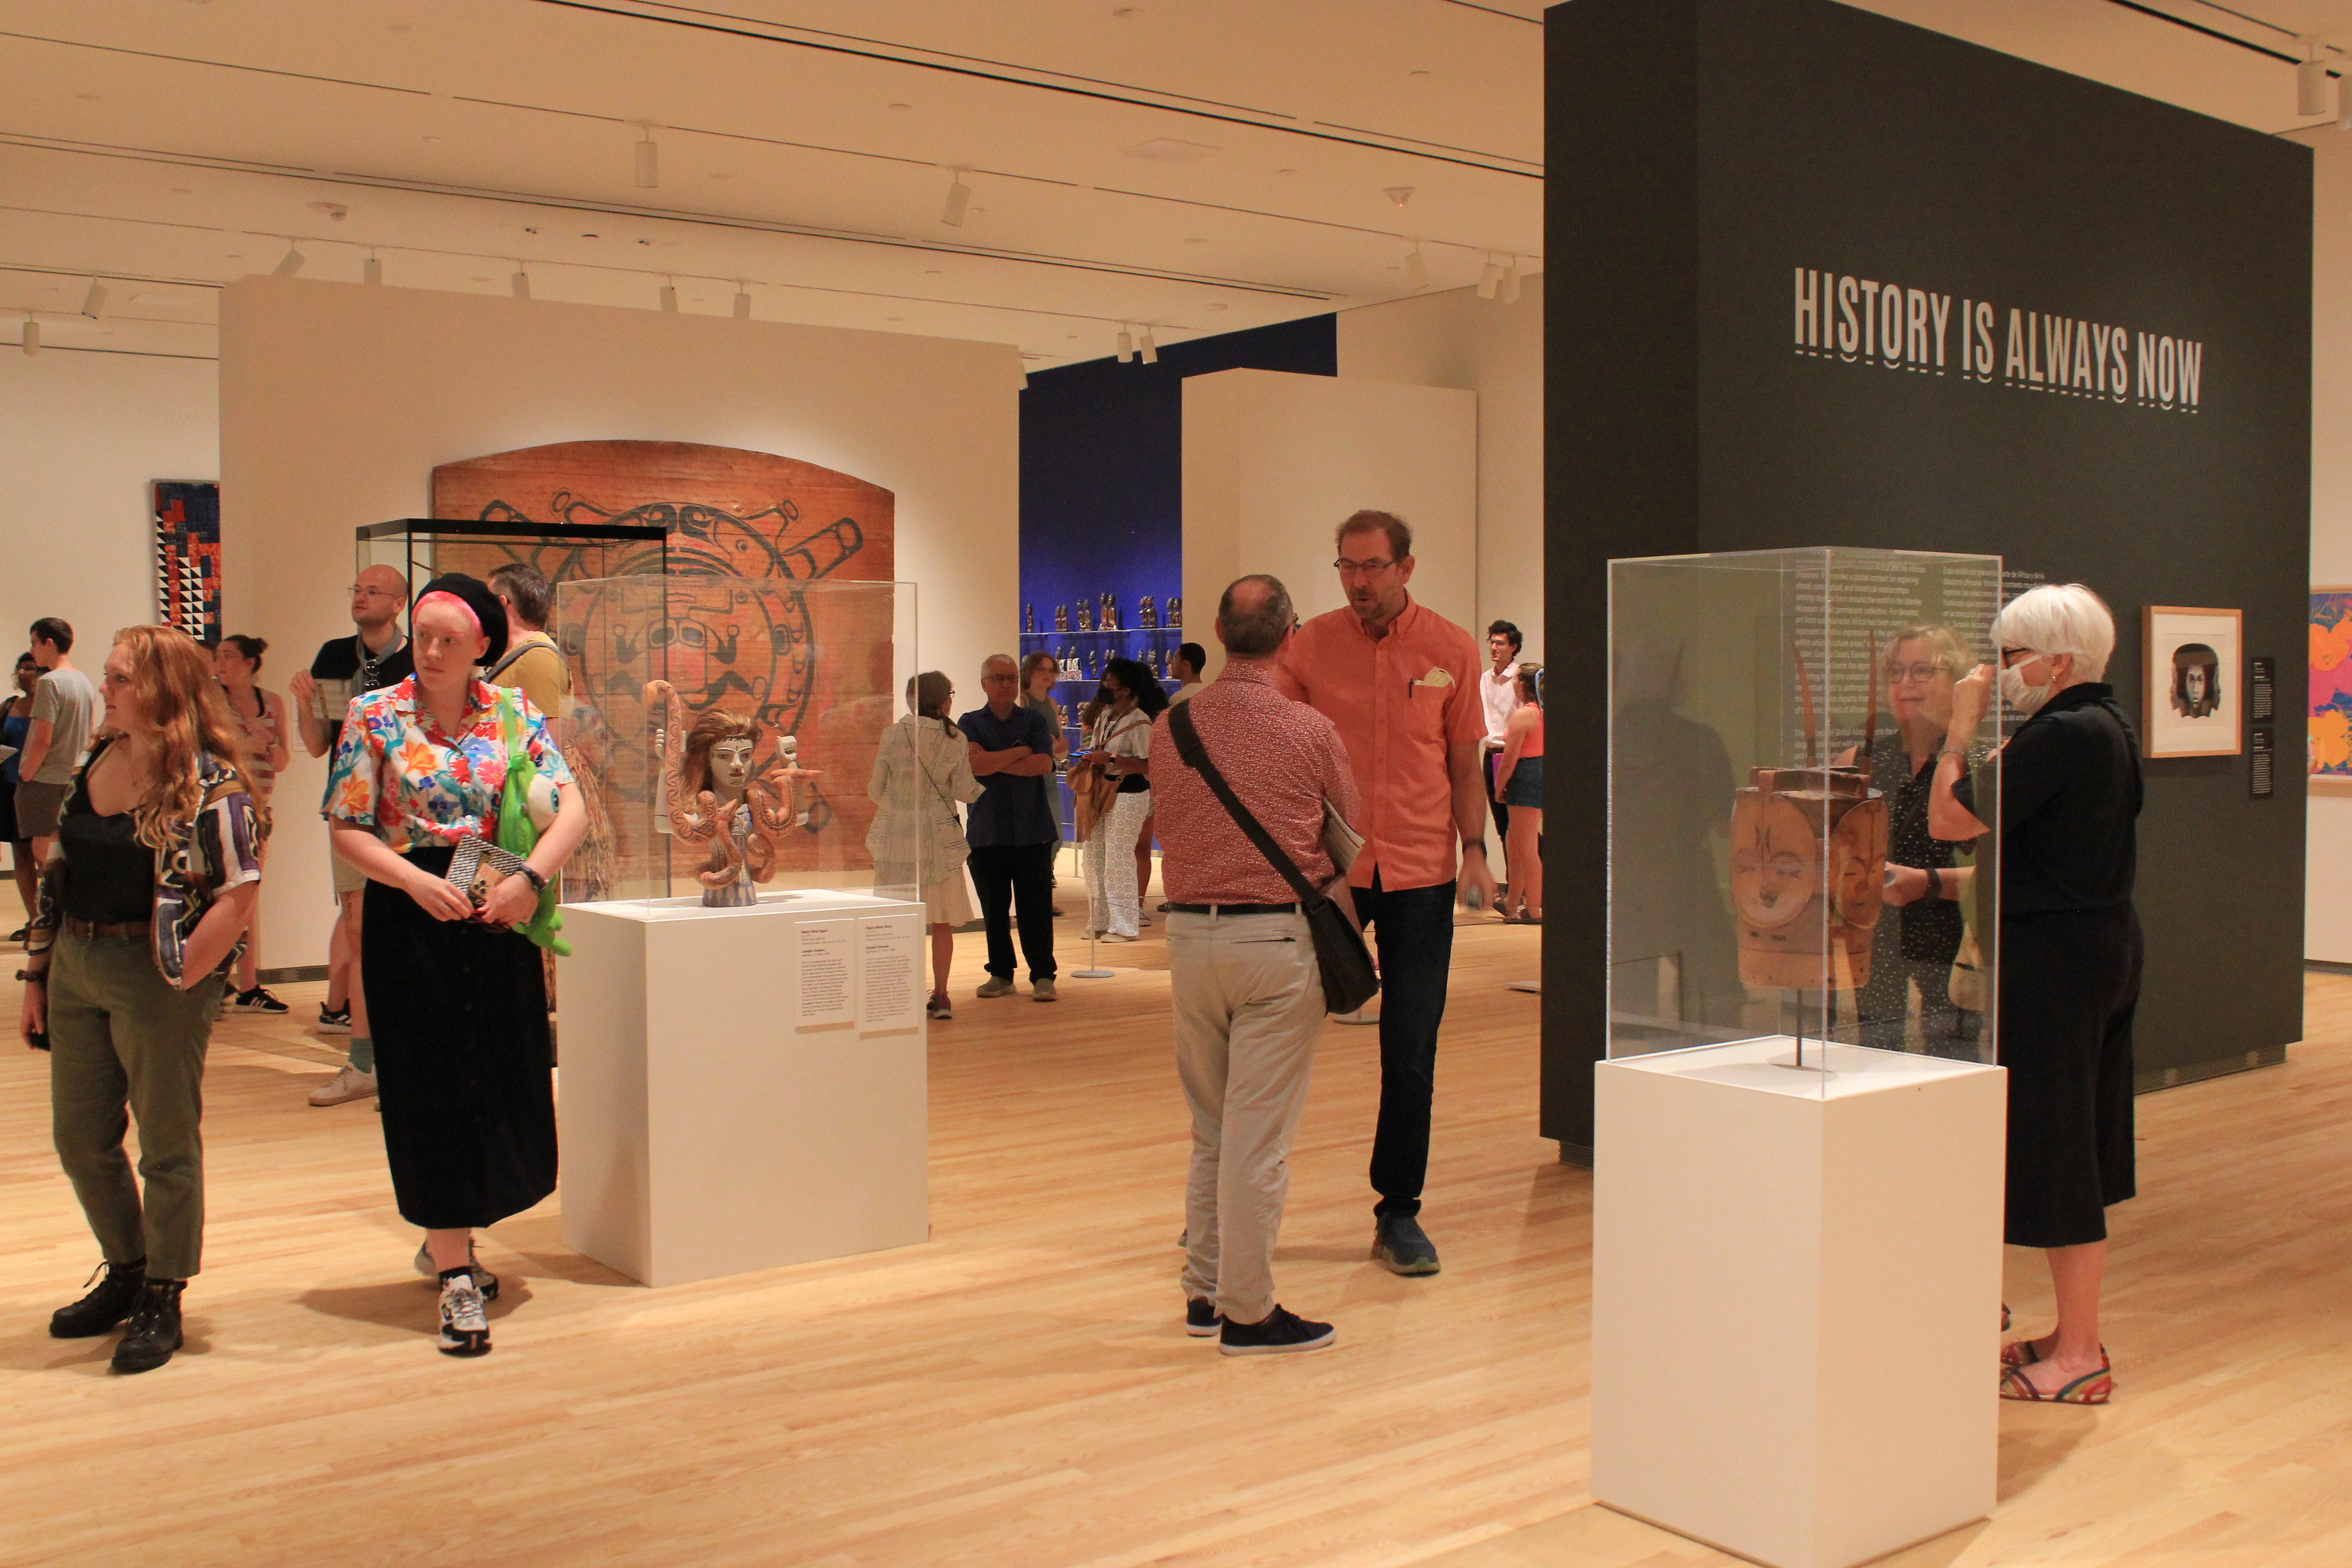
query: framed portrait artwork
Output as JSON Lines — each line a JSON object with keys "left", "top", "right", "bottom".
{"left": 2142, "top": 605, "right": 2241, "bottom": 759}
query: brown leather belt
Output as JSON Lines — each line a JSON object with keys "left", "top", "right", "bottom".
{"left": 1166, "top": 903, "right": 1301, "bottom": 916}
{"left": 63, "top": 915, "right": 151, "bottom": 940}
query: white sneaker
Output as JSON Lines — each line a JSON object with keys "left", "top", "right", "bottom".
{"left": 307, "top": 1065, "right": 377, "bottom": 1107}
{"left": 413, "top": 1241, "right": 499, "bottom": 1301}
{"left": 437, "top": 1272, "right": 490, "bottom": 1357}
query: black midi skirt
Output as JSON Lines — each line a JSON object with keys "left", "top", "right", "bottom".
{"left": 363, "top": 845, "right": 557, "bottom": 1231}
{"left": 1997, "top": 905, "right": 2142, "bottom": 1249}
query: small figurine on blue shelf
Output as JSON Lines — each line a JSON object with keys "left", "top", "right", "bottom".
{"left": 1139, "top": 594, "right": 1158, "bottom": 630}
{"left": 1056, "top": 602, "right": 1069, "bottom": 633}
{"left": 1102, "top": 591, "right": 1119, "bottom": 632}
{"left": 1077, "top": 598, "right": 1092, "bottom": 633}
{"left": 1025, "top": 603, "right": 1035, "bottom": 635}
{"left": 1167, "top": 595, "right": 1182, "bottom": 629}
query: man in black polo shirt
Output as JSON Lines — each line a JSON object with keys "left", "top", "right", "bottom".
{"left": 286, "top": 564, "right": 414, "bottom": 1106}
{"left": 960, "top": 653, "right": 1060, "bottom": 1002}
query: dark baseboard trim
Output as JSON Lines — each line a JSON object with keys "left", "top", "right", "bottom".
{"left": 257, "top": 965, "right": 330, "bottom": 985}
{"left": 1557, "top": 1142, "right": 1594, "bottom": 1170}
{"left": 2305, "top": 958, "right": 2352, "bottom": 975}
{"left": 2134, "top": 1044, "right": 2288, "bottom": 1096}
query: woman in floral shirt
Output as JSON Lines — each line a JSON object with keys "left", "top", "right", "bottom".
{"left": 324, "top": 573, "right": 586, "bottom": 1358}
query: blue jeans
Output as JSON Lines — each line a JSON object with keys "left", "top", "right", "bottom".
{"left": 1354, "top": 876, "right": 1456, "bottom": 1221}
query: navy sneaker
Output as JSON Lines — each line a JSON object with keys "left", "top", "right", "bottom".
{"left": 1218, "top": 1305, "right": 1335, "bottom": 1357}
{"left": 1374, "top": 1214, "right": 1441, "bottom": 1276}
{"left": 1186, "top": 1297, "right": 1222, "bottom": 1338}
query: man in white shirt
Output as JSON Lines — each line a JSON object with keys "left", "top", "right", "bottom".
{"left": 1167, "top": 641, "right": 1208, "bottom": 704}
{"left": 1478, "top": 621, "right": 1523, "bottom": 854}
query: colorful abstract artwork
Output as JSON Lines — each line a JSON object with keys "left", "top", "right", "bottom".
{"left": 152, "top": 480, "right": 221, "bottom": 645}
{"left": 2313, "top": 588, "right": 2352, "bottom": 782}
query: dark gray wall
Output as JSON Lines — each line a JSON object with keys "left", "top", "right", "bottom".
{"left": 1543, "top": 0, "right": 2311, "bottom": 1157}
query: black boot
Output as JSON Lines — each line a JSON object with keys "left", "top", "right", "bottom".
{"left": 111, "top": 1280, "right": 185, "bottom": 1374}
{"left": 49, "top": 1258, "right": 146, "bottom": 1339}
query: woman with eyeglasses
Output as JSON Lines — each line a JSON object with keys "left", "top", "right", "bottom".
{"left": 1069, "top": 657, "right": 1167, "bottom": 941}
{"left": 1837, "top": 625, "right": 1979, "bottom": 1057}
{"left": 1931, "top": 584, "right": 2142, "bottom": 1406}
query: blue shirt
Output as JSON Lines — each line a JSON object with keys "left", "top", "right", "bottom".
{"left": 958, "top": 703, "right": 1059, "bottom": 848}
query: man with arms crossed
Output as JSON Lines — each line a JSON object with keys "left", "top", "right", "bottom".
{"left": 288, "top": 565, "right": 414, "bottom": 1106}
{"left": 1156, "top": 574, "right": 1358, "bottom": 1354}
{"left": 17, "top": 618, "right": 100, "bottom": 877}
{"left": 1276, "top": 510, "right": 1495, "bottom": 1276}
{"left": 962, "top": 653, "right": 1060, "bottom": 1002}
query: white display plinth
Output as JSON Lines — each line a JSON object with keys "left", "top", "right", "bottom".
{"left": 559, "top": 890, "right": 930, "bottom": 1287}
{"left": 1592, "top": 1038, "right": 2005, "bottom": 1568}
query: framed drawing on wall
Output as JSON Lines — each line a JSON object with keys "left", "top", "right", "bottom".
{"left": 2143, "top": 605, "right": 2241, "bottom": 759}
{"left": 2312, "top": 588, "right": 2352, "bottom": 795}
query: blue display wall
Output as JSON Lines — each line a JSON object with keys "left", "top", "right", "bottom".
{"left": 1017, "top": 315, "right": 1336, "bottom": 719}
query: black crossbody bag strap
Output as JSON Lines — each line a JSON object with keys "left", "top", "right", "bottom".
{"left": 1167, "top": 702, "right": 1319, "bottom": 905}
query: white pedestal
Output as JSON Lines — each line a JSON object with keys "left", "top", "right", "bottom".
{"left": 559, "top": 890, "right": 930, "bottom": 1287}
{"left": 1592, "top": 1038, "right": 2006, "bottom": 1568}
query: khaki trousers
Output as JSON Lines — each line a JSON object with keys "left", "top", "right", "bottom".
{"left": 48, "top": 930, "right": 223, "bottom": 1281}
{"left": 1170, "top": 908, "right": 1325, "bottom": 1325}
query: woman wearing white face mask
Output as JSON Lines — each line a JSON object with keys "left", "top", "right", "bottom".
{"left": 1930, "top": 583, "right": 2142, "bottom": 1406}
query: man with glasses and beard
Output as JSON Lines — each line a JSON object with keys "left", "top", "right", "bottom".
{"left": 1276, "top": 510, "right": 1494, "bottom": 1278}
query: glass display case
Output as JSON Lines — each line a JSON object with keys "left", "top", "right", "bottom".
{"left": 1608, "top": 546, "right": 2002, "bottom": 1081}
{"left": 554, "top": 574, "right": 919, "bottom": 908}
{"left": 356, "top": 517, "right": 668, "bottom": 602}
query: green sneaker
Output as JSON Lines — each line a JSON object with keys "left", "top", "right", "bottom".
{"left": 1374, "top": 1214, "right": 1441, "bottom": 1276}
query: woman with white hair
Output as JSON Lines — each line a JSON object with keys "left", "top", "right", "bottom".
{"left": 1931, "top": 582, "right": 2142, "bottom": 1405}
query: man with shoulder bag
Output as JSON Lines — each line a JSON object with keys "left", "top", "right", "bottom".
{"left": 1151, "top": 574, "right": 1364, "bottom": 1356}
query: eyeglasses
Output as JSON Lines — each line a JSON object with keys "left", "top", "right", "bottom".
{"left": 347, "top": 585, "right": 402, "bottom": 600}
{"left": 1999, "top": 648, "right": 2040, "bottom": 668}
{"left": 1334, "top": 557, "right": 1397, "bottom": 577}
{"left": 1887, "top": 663, "right": 1952, "bottom": 684}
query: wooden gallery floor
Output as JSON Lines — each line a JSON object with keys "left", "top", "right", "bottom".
{"left": 5, "top": 896, "right": 2352, "bottom": 1568}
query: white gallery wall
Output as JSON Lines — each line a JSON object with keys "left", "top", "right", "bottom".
{"left": 221, "top": 276, "right": 1018, "bottom": 970}
{"left": 1183, "top": 367, "right": 1476, "bottom": 672}
{"left": 0, "top": 348, "right": 218, "bottom": 681}
{"left": 1338, "top": 273, "right": 1544, "bottom": 658}
{"left": 2305, "top": 127, "right": 2352, "bottom": 963}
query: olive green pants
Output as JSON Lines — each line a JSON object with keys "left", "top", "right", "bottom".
{"left": 48, "top": 931, "right": 223, "bottom": 1281}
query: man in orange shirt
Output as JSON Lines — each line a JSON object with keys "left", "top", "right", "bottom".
{"left": 1276, "top": 510, "right": 1497, "bottom": 1276}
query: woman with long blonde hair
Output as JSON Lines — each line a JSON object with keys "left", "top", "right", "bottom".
{"left": 23, "top": 625, "right": 267, "bottom": 1375}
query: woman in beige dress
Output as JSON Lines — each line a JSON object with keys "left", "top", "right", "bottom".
{"left": 868, "top": 671, "right": 985, "bottom": 1019}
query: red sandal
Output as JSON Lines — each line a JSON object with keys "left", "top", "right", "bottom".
{"left": 2000, "top": 1354, "right": 2112, "bottom": 1405}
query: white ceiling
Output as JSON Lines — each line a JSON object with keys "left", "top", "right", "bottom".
{"left": 0, "top": 0, "right": 2346, "bottom": 367}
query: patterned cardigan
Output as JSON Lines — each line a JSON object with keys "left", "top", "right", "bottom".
{"left": 26, "top": 738, "right": 266, "bottom": 986}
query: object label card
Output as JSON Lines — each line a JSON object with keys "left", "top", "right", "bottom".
{"left": 795, "top": 917, "right": 856, "bottom": 1029}
{"left": 858, "top": 913, "right": 924, "bottom": 1035}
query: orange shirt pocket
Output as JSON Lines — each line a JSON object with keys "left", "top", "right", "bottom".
{"left": 1406, "top": 682, "right": 1449, "bottom": 742}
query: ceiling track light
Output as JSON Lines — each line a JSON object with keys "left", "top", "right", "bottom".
{"left": 273, "top": 240, "right": 306, "bottom": 277}
{"left": 1139, "top": 326, "right": 1158, "bottom": 365}
{"left": 1498, "top": 255, "right": 1523, "bottom": 304}
{"left": 511, "top": 266, "right": 531, "bottom": 300}
{"left": 732, "top": 284, "right": 752, "bottom": 320}
{"left": 19, "top": 318, "right": 37, "bottom": 358}
{"left": 1403, "top": 244, "right": 1429, "bottom": 292}
{"left": 80, "top": 278, "right": 108, "bottom": 319}
{"left": 1476, "top": 254, "right": 1503, "bottom": 300}
{"left": 1116, "top": 324, "right": 1135, "bottom": 363}
{"left": 2303, "top": 45, "right": 2334, "bottom": 116}
{"left": 942, "top": 170, "right": 972, "bottom": 228}
{"left": 634, "top": 124, "right": 661, "bottom": 190}
{"left": 659, "top": 279, "right": 678, "bottom": 313}
{"left": 363, "top": 253, "right": 383, "bottom": 285}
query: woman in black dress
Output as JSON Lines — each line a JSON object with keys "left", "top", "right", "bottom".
{"left": 1846, "top": 625, "right": 1978, "bottom": 1057}
{"left": 1932, "top": 583, "right": 2141, "bottom": 1405}
{"left": 324, "top": 574, "right": 587, "bottom": 1357}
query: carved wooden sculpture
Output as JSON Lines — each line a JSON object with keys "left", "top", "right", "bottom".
{"left": 1729, "top": 641, "right": 1888, "bottom": 992}
{"left": 646, "top": 680, "right": 818, "bottom": 907}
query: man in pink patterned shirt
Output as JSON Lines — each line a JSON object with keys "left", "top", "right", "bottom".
{"left": 1151, "top": 574, "right": 1360, "bottom": 1356}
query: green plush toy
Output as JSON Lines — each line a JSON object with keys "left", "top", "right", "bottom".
{"left": 497, "top": 690, "right": 570, "bottom": 957}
